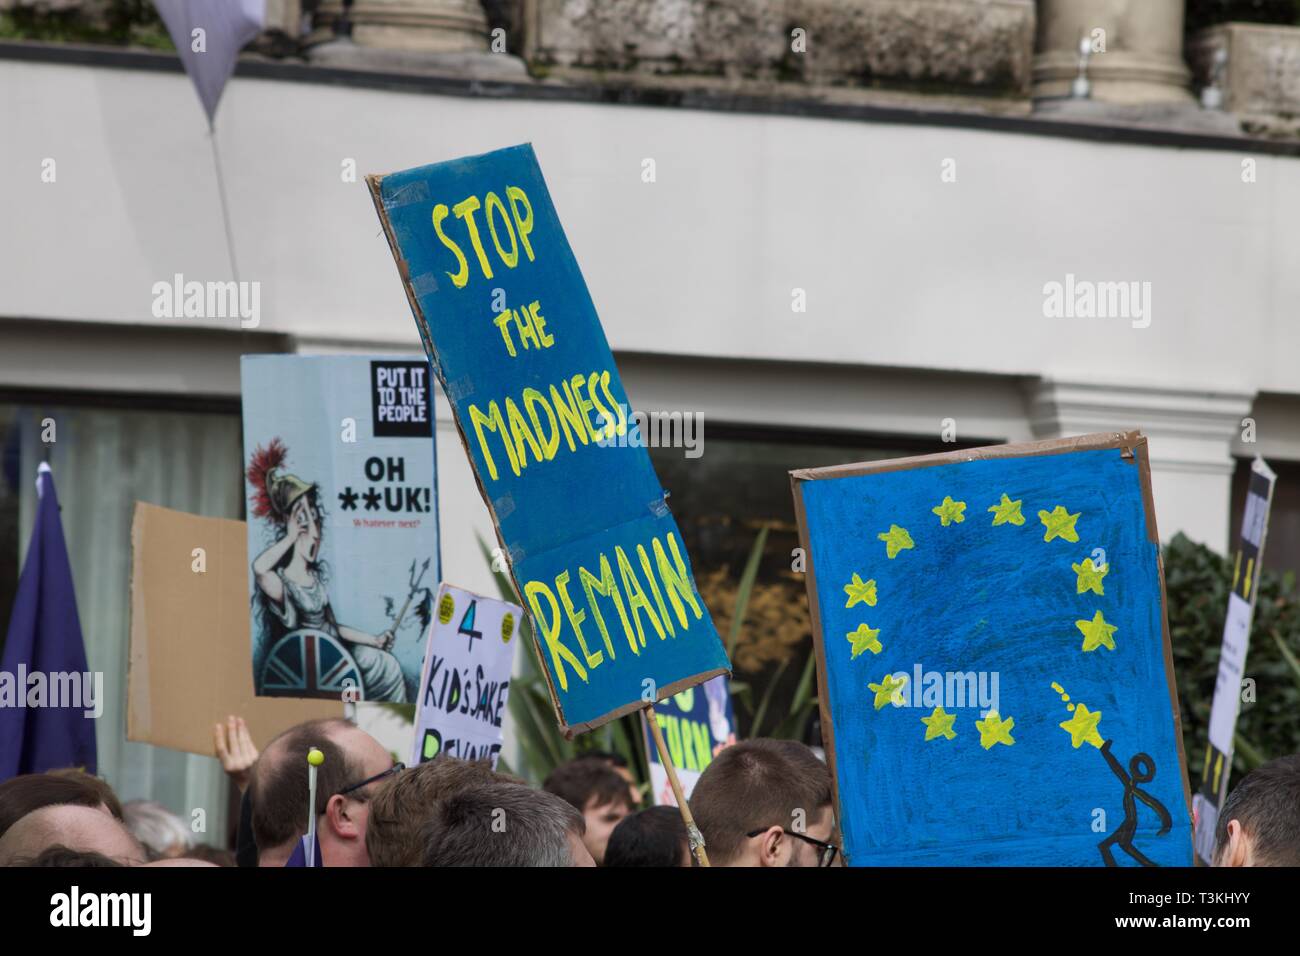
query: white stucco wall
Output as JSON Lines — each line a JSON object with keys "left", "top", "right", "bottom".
{"left": 3, "top": 53, "right": 1299, "bottom": 555}
{"left": 4, "top": 57, "right": 1300, "bottom": 392}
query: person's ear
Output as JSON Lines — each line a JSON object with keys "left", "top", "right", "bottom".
{"left": 325, "top": 793, "right": 360, "bottom": 840}
{"left": 756, "top": 825, "right": 786, "bottom": 868}
{"left": 1219, "top": 819, "right": 1250, "bottom": 867}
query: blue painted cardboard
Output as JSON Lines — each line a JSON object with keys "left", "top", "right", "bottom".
{"left": 792, "top": 433, "right": 1192, "bottom": 866}
{"left": 642, "top": 676, "right": 737, "bottom": 806}
{"left": 369, "top": 144, "right": 729, "bottom": 734}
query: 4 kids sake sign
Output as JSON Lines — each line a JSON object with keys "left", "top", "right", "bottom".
{"left": 242, "top": 355, "right": 440, "bottom": 703}
{"left": 411, "top": 584, "right": 520, "bottom": 767}
{"left": 368, "top": 144, "right": 729, "bottom": 735}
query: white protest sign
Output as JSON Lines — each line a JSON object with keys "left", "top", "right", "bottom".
{"left": 411, "top": 583, "right": 520, "bottom": 767}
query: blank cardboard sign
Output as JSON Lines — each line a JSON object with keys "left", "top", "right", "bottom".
{"left": 128, "top": 502, "right": 339, "bottom": 756}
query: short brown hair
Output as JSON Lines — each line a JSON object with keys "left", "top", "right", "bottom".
{"left": 419, "top": 780, "right": 584, "bottom": 867}
{"left": 248, "top": 718, "right": 361, "bottom": 852}
{"left": 543, "top": 757, "right": 634, "bottom": 813}
{"left": 366, "top": 757, "right": 507, "bottom": 866}
{"left": 23, "top": 845, "right": 127, "bottom": 867}
{"left": 0, "top": 769, "right": 124, "bottom": 839}
{"left": 1214, "top": 752, "right": 1300, "bottom": 866}
{"left": 689, "top": 738, "right": 832, "bottom": 865}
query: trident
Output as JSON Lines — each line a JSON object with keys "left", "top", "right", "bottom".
{"left": 390, "top": 557, "right": 431, "bottom": 636}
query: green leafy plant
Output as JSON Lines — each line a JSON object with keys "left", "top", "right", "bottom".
{"left": 1, "top": 1, "right": 172, "bottom": 50}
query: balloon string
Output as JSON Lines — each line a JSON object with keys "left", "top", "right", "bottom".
{"left": 209, "top": 126, "right": 240, "bottom": 283}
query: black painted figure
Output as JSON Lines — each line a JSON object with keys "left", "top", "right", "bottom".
{"left": 1098, "top": 739, "right": 1173, "bottom": 866}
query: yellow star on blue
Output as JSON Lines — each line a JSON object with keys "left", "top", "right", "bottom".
{"left": 932, "top": 496, "right": 967, "bottom": 527}
{"left": 1072, "top": 558, "right": 1108, "bottom": 595}
{"left": 1076, "top": 610, "right": 1117, "bottom": 652}
{"left": 868, "top": 673, "right": 908, "bottom": 710}
{"left": 878, "top": 525, "right": 914, "bottom": 559}
{"left": 846, "top": 623, "right": 882, "bottom": 659}
{"left": 975, "top": 710, "right": 1016, "bottom": 749}
{"left": 988, "top": 493, "right": 1025, "bottom": 526}
{"left": 921, "top": 706, "right": 957, "bottom": 741}
{"left": 1059, "top": 703, "right": 1104, "bottom": 749}
{"left": 843, "top": 573, "right": 878, "bottom": 609}
{"left": 1039, "top": 505, "right": 1081, "bottom": 543}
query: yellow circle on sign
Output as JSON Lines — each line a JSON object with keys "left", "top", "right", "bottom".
{"left": 502, "top": 612, "right": 515, "bottom": 643}
{"left": 437, "top": 593, "right": 456, "bottom": 625}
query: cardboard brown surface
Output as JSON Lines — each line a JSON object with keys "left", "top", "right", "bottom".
{"left": 127, "top": 502, "right": 340, "bottom": 757}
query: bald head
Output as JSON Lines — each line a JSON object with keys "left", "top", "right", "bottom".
{"left": 0, "top": 804, "right": 146, "bottom": 866}
{"left": 249, "top": 718, "right": 390, "bottom": 857}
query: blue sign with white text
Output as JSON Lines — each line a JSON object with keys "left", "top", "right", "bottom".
{"left": 370, "top": 144, "right": 729, "bottom": 734}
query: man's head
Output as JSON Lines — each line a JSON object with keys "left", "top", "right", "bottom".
{"left": 25, "top": 845, "right": 127, "bottom": 867}
{"left": 583, "top": 750, "right": 641, "bottom": 808}
{"left": 249, "top": 718, "right": 392, "bottom": 867}
{"left": 0, "top": 769, "right": 124, "bottom": 840}
{"left": 419, "top": 779, "right": 594, "bottom": 867}
{"left": 542, "top": 757, "right": 635, "bottom": 864}
{"left": 690, "top": 738, "right": 835, "bottom": 867}
{"left": 366, "top": 757, "right": 509, "bottom": 866}
{"left": 0, "top": 804, "right": 146, "bottom": 866}
{"left": 603, "top": 806, "right": 691, "bottom": 867}
{"left": 1214, "top": 753, "right": 1300, "bottom": 867}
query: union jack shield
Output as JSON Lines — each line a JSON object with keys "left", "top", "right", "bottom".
{"left": 260, "top": 628, "right": 363, "bottom": 699}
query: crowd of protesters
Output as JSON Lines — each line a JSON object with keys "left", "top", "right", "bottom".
{"left": 0, "top": 714, "right": 1296, "bottom": 867}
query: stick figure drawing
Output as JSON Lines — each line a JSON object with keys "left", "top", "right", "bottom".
{"left": 1098, "top": 739, "right": 1172, "bottom": 867}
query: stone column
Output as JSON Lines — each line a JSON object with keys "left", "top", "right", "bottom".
{"left": 1027, "top": 379, "right": 1253, "bottom": 552}
{"left": 1033, "top": 0, "right": 1193, "bottom": 103}
{"left": 314, "top": 0, "right": 490, "bottom": 53}
{"left": 309, "top": 0, "right": 527, "bottom": 78}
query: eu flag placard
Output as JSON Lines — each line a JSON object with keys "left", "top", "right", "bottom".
{"left": 792, "top": 432, "right": 1192, "bottom": 866}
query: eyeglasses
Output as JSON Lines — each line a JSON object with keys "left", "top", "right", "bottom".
{"left": 745, "top": 827, "right": 841, "bottom": 867}
{"left": 336, "top": 763, "right": 404, "bottom": 800}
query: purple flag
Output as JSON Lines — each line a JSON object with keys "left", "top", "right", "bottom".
{"left": 284, "top": 831, "right": 323, "bottom": 868}
{"left": 0, "top": 464, "right": 97, "bottom": 781}
{"left": 153, "top": 0, "right": 266, "bottom": 125}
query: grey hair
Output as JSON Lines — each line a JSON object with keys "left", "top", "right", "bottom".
{"left": 419, "top": 781, "right": 585, "bottom": 867}
{"left": 121, "top": 800, "right": 193, "bottom": 857}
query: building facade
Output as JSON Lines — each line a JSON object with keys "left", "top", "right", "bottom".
{"left": 3, "top": 0, "right": 1299, "bottom": 838}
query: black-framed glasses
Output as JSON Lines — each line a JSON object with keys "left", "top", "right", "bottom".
{"left": 336, "top": 763, "right": 404, "bottom": 800}
{"left": 746, "top": 827, "right": 840, "bottom": 867}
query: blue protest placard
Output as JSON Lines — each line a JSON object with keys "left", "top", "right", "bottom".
{"left": 368, "top": 144, "right": 729, "bottom": 735}
{"left": 242, "top": 355, "right": 440, "bottom": 702}
{"left": 641, "top": 676, "right": 736, "bottom": 806}
{"left": 792, "top": 432, "right": 1192, "bottom": 866}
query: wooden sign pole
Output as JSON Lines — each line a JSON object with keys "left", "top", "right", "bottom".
{"left": 645, "top": 703, "right": 711, "bottom": 867}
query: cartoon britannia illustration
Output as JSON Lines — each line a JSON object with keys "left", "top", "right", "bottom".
{"left": 247, "top": 439, "right": 408, "bottom": 702}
